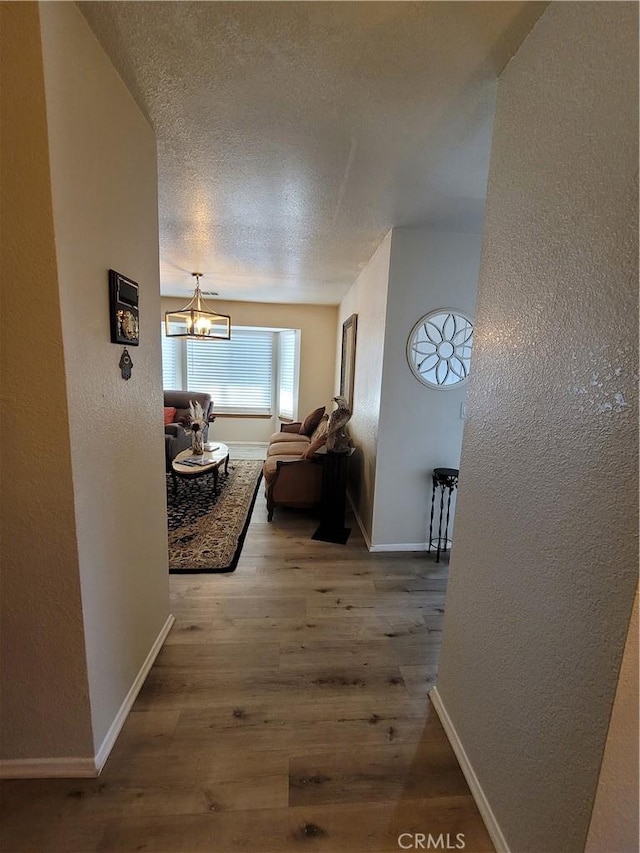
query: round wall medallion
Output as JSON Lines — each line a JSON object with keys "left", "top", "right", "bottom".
{"left": 406, "top": 309, "right": 474, "bottom": 389}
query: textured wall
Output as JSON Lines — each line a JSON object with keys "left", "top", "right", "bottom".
{"left": 436, "top": 4, "right": 638, "bottom": 852}
{"left": 39, "top": 2, "right": 170, "bottom": 755}
{"left": 586, "top": 589, "right": 639, "bottom": 852}
{"left": 0, "top": 3, "right": 94, "bottom": 761}
{"left": 374, "top": 228, "right": 482, "bottom": 548}
{"left": 161, "top": 299, "right": 337, "bottom": 442}
{"left": 337, "top": 232, "right": 392, "bottom": 543}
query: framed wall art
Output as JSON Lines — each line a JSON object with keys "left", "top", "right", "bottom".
{"left": 339, "top": 313, "right": 357, "bottom": 412}
{"left": 109, "top": 269, "right": 139, "bottom": 346}
{"left": 406, "top": 308, "right": 473, "bottom": 389}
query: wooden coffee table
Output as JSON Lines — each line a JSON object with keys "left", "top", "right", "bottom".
{"left": 171, "top": 443, "right": 230, "bottom": 500}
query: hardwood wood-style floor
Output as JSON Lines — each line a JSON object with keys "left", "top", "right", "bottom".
{"left": 0, "top": 486, "right": 494, "bottom": 852}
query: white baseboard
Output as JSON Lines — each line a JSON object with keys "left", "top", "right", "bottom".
{"left": 347, "top": 493, "right": 431, "bottom": 554}
{"left": 0, "top": 757, "right": 98, "bottom": 779}
{"left": 0, "top": 613, "right": 175, "bottom": 780}
{"left": 94, "top": 613, "right": 175, "bottom": 773}
{"left": 347, "top": 491, "right": 372, "bottom": 550}
{"left": 368, "top": 541, "right": 430, "bottom": 553}
{"left": 429, "top": 686, "right": 510, "bottom": 853}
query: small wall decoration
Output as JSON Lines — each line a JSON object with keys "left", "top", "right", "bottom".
{"left": 109, "top": 269, "right": 139, "bottom": 346}
{"left": 340, "top": 314, "right": 357, "bottom": 412}
{"left": 119, "top": 347, "right": 133, "bottom": 380}
{"left": 407, "top": 309, "right": 474, "bottom": 389}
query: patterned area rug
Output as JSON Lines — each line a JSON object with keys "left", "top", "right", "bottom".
{"left": 168, "top": 459, "right": 263, "bottom": 573}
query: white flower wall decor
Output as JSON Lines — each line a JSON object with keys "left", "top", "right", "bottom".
{"left": 406, "top": 309, "right": 474, "bottom": 389}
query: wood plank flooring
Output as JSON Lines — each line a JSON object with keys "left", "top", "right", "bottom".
{"left": 0, "top": 485, "right": 493, "bottom": 853}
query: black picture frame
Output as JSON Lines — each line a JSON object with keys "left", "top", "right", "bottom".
{"left": 340, "top": 313, "right": 357, "bottom": 412}
{"left": 109, "top": 269, "right": 139, "bottom": 346}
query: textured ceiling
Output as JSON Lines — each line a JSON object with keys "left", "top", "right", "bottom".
{"left": 79, "top": 1, "right": 546, "bottom": 304}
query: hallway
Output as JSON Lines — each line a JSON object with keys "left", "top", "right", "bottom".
{"left": 1, "top": 487, "right": 492, "bottom": 852}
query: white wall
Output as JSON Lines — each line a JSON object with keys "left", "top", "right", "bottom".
{"left": 162, "top": 298, "right": 337, "bottom": 443}
{"left": 373, "top": 229, "right": 482, "bottom": 548}
{"left": 40, "top": 2, "right": 170, "bottom": 756}
{"left": 0, "top": 2, "right": 94, "bottom": 763}
{"left": 337, "top": 233, "right": 392, "bottom": 543}
{"left": 586, "top": 589, "right": 639, "bottom": 853}
{"left": 436, "top": 4, "right": 638, "bottom": 851}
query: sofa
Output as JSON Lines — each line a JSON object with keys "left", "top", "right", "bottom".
{"left": 263, "top": 409, "right": 329, "bottom": 521}
{"left": 164, "top": 390, "right": 214, "bottom": 472}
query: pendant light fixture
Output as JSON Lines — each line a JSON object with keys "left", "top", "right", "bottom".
{"left": 164, "top": 273, "right": 231, "bottom": 340}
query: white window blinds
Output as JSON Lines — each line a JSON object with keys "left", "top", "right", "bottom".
{"left": 186, "top": 330, "right": 274, "bottom": 415}
{"left": 278, "top": 330, "right": 297, "bottom": 420}
{"left": 161, "top": 333, "right": 180, "bottom": 389}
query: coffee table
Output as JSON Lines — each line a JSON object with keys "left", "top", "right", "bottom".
{"left": 171, "top": 443, "right": 230, "bottom": 500}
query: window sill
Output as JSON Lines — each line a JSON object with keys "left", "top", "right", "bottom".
{"left": 214, "top": 413, "right": 273, "bottom": 419}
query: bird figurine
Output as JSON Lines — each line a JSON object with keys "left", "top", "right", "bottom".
{"left": 325, "top": 395, "right": 352, "bottom": 453}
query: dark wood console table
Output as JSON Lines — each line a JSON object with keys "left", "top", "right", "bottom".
{"left": 311, "top": 447, "right": 355, "bottom": 544}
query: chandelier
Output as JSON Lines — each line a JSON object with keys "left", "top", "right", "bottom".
{"left": 164, "top": 273, "right": 231, "bottom": 340}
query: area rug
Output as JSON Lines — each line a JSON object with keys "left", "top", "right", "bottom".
{"left": 167, "top": 459, "right": 263, "bottom": 573}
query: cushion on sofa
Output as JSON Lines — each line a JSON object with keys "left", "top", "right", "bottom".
{"left": 267, "top": 431, "right": 310, "bottom": 444}
{"left": 163, "top": 406, "right": 177, "bottom": 425}
{"left": 175, "top": 407, "right": 192, "bottom": 426}
{"left": 164, "top": 391, "right": 213, "bottom": 424}
{"left": 300, "top": 406, "right": 326, "bottom": 436}
{"left": 267, "top": 440, "right": 310, "bottom": 458}
{"left": 263, "top": 455, "right": 300, "bottom": 483}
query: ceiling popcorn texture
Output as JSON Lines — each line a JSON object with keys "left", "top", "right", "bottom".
{"left": 79, "top": 1, "right": 546, "bottom": 303}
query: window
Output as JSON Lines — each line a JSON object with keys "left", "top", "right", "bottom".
{"left": 278, "top": 329, "right": 299, "bottom": 420}
{"left": 161, "top": 325, "right": 298, "bottom": 418}
{"left": 161, "top": 333, "right": 180, "bottom": 389}
{"left": 187, "top": 330, "right": 274, "bottom": 415}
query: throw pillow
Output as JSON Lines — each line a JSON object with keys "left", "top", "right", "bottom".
{"left": 300, "top": 405, "right": 326, "bottom": 436}
{"left": 163, "top": 406, "right": 177, "bottom": 425}
{"left": 304, "top": 434, "right": 327, "bottom": 458}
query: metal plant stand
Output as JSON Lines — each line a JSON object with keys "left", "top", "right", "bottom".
{"left": 428, "top": 467, "right": 459, "bottom": 562}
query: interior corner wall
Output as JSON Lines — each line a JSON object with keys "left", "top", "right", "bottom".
{"left": 160, "top": 298, "right": 338, "bottom": 443}
{"left": 39, "top": 2, "right": 170, "bottom": 755}
{"left": 0, "top": 2, "right": 94, "bottom": 761}
{"left": 436, "top": 4, "right": 639, "bottom": 852}
{"left": 372, "top": 228, "right": 482, "bottom": 549}
{"left": 586, "top": 588, "right": 639, "bottom": 853}
{"left": 337, "top": 232, "right": 392, "bottom": 544}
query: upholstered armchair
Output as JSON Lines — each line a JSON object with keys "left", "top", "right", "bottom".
{"left": 264, "top": 455, "right": 324, "bottom": 521}
{"left": 163, "top": 390, "right": 214, "bottom": 472}
{"left": 262, "top": 409, "right": 329, "bottom": 520}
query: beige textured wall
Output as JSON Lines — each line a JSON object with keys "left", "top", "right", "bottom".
{"left": 0, "top": 3, "right": 94, "bottom": 760}
{"left": 337, "top": 232, "right": 391, "bottom": 543}
{"left": 374, "top": 228, "right": 482, "bottom": 548}
{"left": 436, "top": 4, "right": 638, "bottom": 852}
{"left": 586, "top": 589, "right": 639, "bottom": 853}
{"left": 40, "top": 2, "right": 170, "bottom": 754}
{"left": 161, "top": 298, "right": 337, "bottom": 442}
